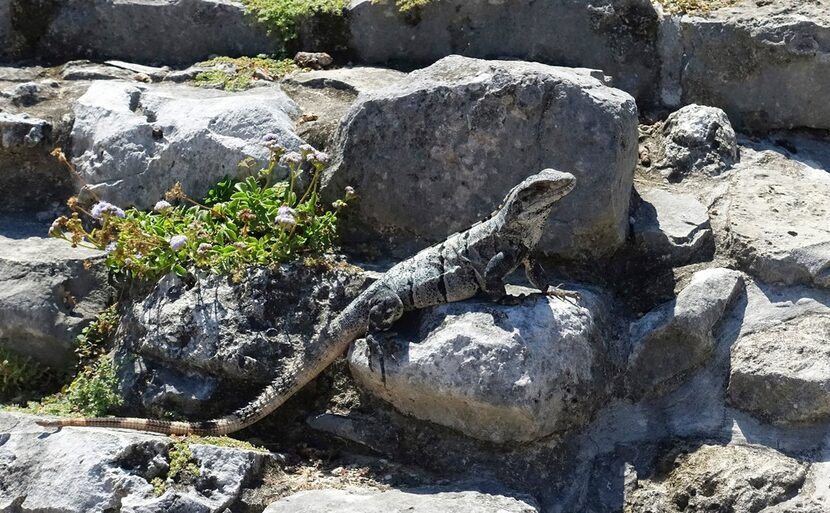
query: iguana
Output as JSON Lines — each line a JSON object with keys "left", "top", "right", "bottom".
{"left": 37, "top": 169, "right": 577, "bottom": 435}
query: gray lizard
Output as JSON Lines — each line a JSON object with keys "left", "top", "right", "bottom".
{"left": 37, "top": 169, "right": 577, "bottom": 435}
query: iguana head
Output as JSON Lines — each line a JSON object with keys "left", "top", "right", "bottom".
{"left": 497, "top": 169, "right": 576, "bottom": 243}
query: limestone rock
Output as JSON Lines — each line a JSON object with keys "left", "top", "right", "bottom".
{"left": 264, "top": 487, "right": 539, "bottom": 513}
{"left": 347, "top": 0, "right": 661, "bottom": 105}
{"left": 115, "top": 263, "right": 367, "bottom": 418}
{"left": 671, "top": 1, "right": 830, "bottom": 131}
{"left": 729, "top": 314, "right": 830, "bottom": 425}
{"left": 0, "top": 230, "right": 108, "bottom": 370}
{"left": 626, "top": 444, "right": 808, "bottom": 513}
{"left": 0, "top": 412, "right": 266, "bottom": 513}
{"left": 632, "top": 188, "right": 713, "bottom": 265}
{"left": 70, "top": 81, "right": 303, "bottom": 209}
{"left": 627, "top": 268, "right": 745, "bottom": 397}
{"left": 325, "top": 55, "right": 638, "bottom": 259}
{"left": 723, "top": 145, "right": 830, "bottom": 290}
{"left": 10, "top": 0, "right": 274, "bottom": 64}
{"left": 348, "top": 288, "right": 611, "bottom": 443}
{"left": 655, "top": 104, "right": 737, "bottom": 180}
{"left": 281, "top": 67, "right": 407, "bottom": 150}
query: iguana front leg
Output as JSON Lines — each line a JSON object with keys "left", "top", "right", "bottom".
{"left": 524, "top": 258, "right": 581, "bottom": 304}
{"left": 364, "top": 289, "right": 404, "bottom": 384}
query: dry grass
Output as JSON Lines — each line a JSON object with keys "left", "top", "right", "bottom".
{"left": 656, "top": 0, "right": 738, "bottom": 13}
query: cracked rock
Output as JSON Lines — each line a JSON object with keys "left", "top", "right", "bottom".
{"left": 655, "top": 104, "right": 738, "bottom": 180}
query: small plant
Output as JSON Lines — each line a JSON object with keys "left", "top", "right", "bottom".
{"left": 373, "top": 0, "right": 433, "bottom": 11}
{"left": 49, "top": 142, "right": 354, "bottom": 283}
{"left": 75, "top": 305, "right": 119, "bottom": 370}
{"left": 27, "top": 354, "right": 123, "bottom": 417}
{"left": 194, "top": 56, "right": 302, "bottom": 91}
{"left": 185, "top": 434, "right": 268, "bottom": 452}
{"left": 151, "top": 440, "right": 202, "bottom": 496}
{"left": 0, "top": 347, "right": 54, "bottom": 402}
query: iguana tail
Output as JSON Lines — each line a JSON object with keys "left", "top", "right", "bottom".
{"left": 36, "top": 300, "right": 370, "bottom": 436}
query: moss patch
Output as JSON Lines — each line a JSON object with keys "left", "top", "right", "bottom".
{"left": 656, "top": 0, "right": 737, "bottom": 13}
{"left": 186, "top": 435, "right": 268, "bottom": 453}
{"left": 194, "top": 56, "right": 302, "bottom": 91}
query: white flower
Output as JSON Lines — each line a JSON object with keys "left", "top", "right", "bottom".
{"left": 197, "top": 243, "right": 212, "bottom": 256}
{"left": 299, "top": 143, "right": 315, "bottom": 153}
{"left": 281, "top": 151, "right": 303, "bottom": 165}
{"left": 275, "top": 205, "right": 297, "bottom": 229}
{"left": 90, "top": 201, "right": 125, "bottom": 220}
{"left": 169, "top": 235, "right": 188, "bottom": 250}
{"left": 344, "top": 186, "right": 355, "bottom": 196}
{"left": 154, "top": 200, "right": 172, "bottom": 213}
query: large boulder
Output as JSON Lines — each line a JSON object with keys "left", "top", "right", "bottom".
{"left": 115, "top": 263, "right": 367, "bottom": 417}
{"left": 347, "top": 0, "right": 661, "bottom": 106}
{"left": 667, "top": 1, "right": 830, "bottom": 131}
{"left": 71, "top": 81, "right": 303, "bottom": 209}
{"left": 0, "top": 412, "right": 267, "bottom": 513}
{"left": 7, "top": 0, "right": 274, "bottom": 64}
{"left": 0, "top": 230, "right": 108, "bottom": 370}
{"left": 626, "top": 268, "right": 745, "bottom": 398}
{"left": 348, "top": 287, "right": 611, "bottom": 443}
{"left": 728, "top": 313, "right": 830, "bottom": 425}
{"left": 325, "top": 55, "right": 639, "bottom": 259}
{"left": 720, "top": 144, "right": 830, "bottom": 290}
{"left": 264, "top": 487, "right": 539, "bottom": 513}
{"left": 625, "top": 444, "right": 808, "bottom": 513}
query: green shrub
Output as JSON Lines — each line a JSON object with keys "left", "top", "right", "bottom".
{"left": 242, "top": 0, "right": 348, "bottom": 43}
{"left": 50, "top": 143, "right": 354, "bottom": 283}
{"left": 151, "top": 440, "right": 202, "bottom": 496}
{"left": 75, "top": 305, "right": 119, "bottom": 370}
{"left": 194, "top": 56, "right": 302, "bottom": 91}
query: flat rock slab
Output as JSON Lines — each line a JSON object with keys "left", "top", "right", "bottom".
{"left": 671, "top": 0, "right": 830, "bottom": 131}
{"left": 71, "top": 81, "right": 302, "bottom": 209}
{"left": 349, "top": 288, "right": 611, "bottom": 443}
{"left": 632, "top": 187, "right": 712, "bottom": 265}
{"left": 724, "top": 145, "right": 830, "bottom": 289}
{"left": 626, "top": 444, "right": 808, "bottom": 513}
{"left": 348, "top": 0, "right": 661, "bottom": 105}
{"left": 729, "top": 314, "right": 830, "bottom": 425}
{"left": 325, "top": 55, "right": 638, "bottom": 259}
{"left": 264, "top": 487, "right": 539, "bottom": 513}
{"left": 0, "top": 412, "right": 266, "bottom": 513}
{"left": 0, "top": 231, "right": 108, "bottom": 370}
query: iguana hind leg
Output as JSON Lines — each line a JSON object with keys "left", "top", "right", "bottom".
{"left": 364, "top": 290, "right": 404, "bottom": 384}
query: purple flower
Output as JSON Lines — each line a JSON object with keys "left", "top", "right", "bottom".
{"left": 281, "top": 151, "right": 303, "bottom": 165}
{"left": 169, "top": 235, "right": 188, "bottom": 251}
{"left": 90, "top": 201, "right": 126, "bottom": 220}
{"left": 263, "top": 133, "right": 280, "bottom": 143}
{"left": 307, "top": 151, "right": 330, "bottom": 164}
{"left": 154, "top": 200, "right": 172, "bottom": 213}
{"left": 275, "top": 205, "right": 297, "bottom": 229}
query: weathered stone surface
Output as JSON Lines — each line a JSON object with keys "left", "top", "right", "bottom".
{"left": 264, "top": 487, "right": 539, "bottom": 513}
{"left": 115, "top": 263, "right": 366, "bottom": 417}
{"left": 655, "top": 104, "right": 737, "bottom": 180}
{"left": 729, "top": 314, "right": 830, "bottom": 425}
{"left": 10, "top": 0, "right": 274, "bottom": 65}
{"left": 325, "top": 55, "right": 638, "bottom": 259}
{"left": 0, "top": 412, "right": 266, "bottom": 513}
{"left": 349, "top": 287, "right": 610, "bottom": 443}
{"left": 281, "top": 67, "right": 406, "bottom": 150}
{"left": 348, "top": 0, "right": 661, "bottom": 105}
{"left": 71, "top": 81, "right": 302, "bottom": 209}
{"left": 0, "top": 230, "right": 108, "bottom": 370}
{"left": 632, "top": 187, "right": 712, "bottom": 265}
{"left": 626, "top": 444, "right": 808, "bottom": 513}
{"left": 722, "top": 144, "right": 830, "bottom": 289}
{"left": 670, "top": 0, "right": 830, "bottom": 131}
{"left": 627, "top": 268, "right": 744, "bottom": 397}
{"left": 60, "top": 60, "right": 138, "bottom": 81}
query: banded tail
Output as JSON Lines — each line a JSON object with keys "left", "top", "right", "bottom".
{"left": 36, "top": 300, "right": 370, "bottom": 436}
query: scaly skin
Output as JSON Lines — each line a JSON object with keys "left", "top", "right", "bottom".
{"left": 37, "top": 169, "right": 577, "bottom": 435}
